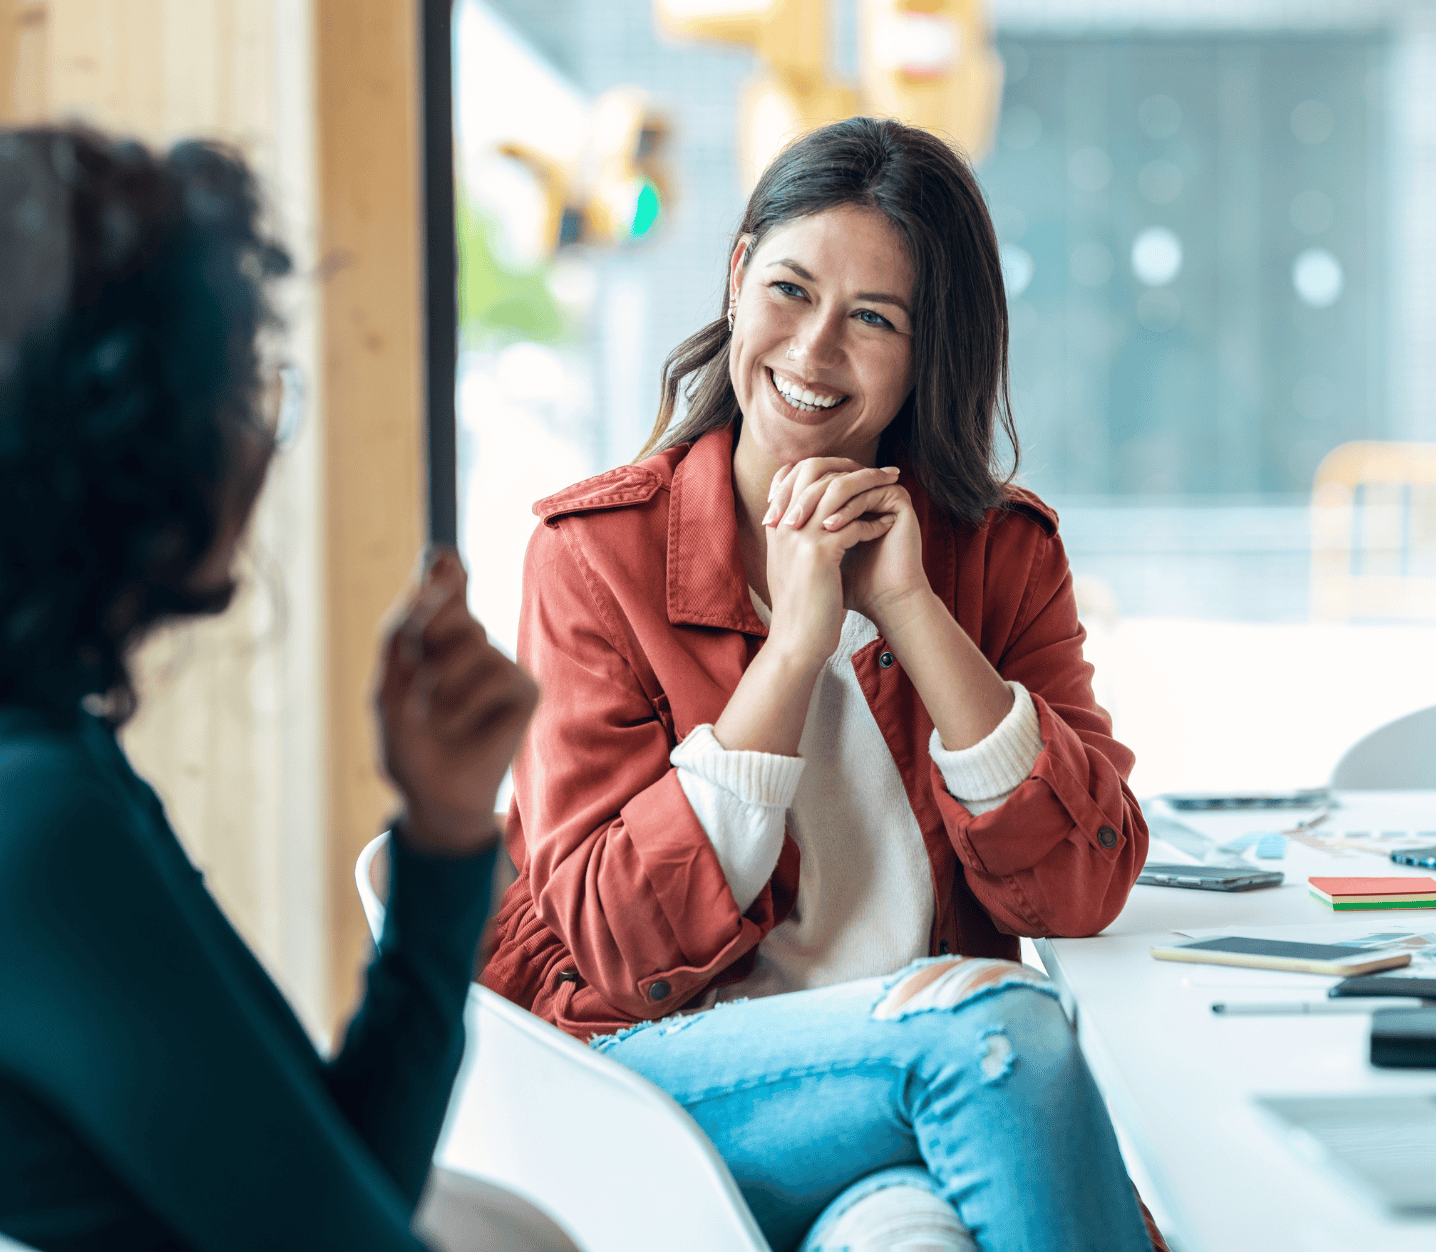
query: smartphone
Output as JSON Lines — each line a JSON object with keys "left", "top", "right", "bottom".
{"left": 1331, "top": 974, "right": 1436, "bottom": 1000}
{"left": 1137, "top": 863, "right": 1284, "bottom": 892}
{"left": 1152, "top": 936, "right": 1411, "bottom": 976}
{"left": 1391, "top": 847, "right": 1436, "bottom": 868}
{"left": 1370, "top": 1006, "right": 1436, "bottom": 1068}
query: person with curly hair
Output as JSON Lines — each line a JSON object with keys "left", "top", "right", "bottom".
{"left": 0, "top": 126, "right": 538, "bottom": 1250}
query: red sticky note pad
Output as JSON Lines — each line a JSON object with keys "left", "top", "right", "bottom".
{"left": 1309, "top": 877, "right": 1436, "bottom": 897}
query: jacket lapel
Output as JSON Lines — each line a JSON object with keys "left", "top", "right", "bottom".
{"left": 666, "top": 425, "right": 768, "bottom": 635}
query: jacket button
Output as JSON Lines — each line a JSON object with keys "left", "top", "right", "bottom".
{"left": 648, "top": 980, "right": 671, "bottom": 1002}
{"left": 879, "top": 651, "right": 895, "bottom": 668}
{"left": 555, "top": 969, "right": 578, "bottom": 986}
{"left": 939, "top": 940, "right": 951, "bottom": 955}
{"left": 1097, "top": 825, "right": 1119, "bottom": 849}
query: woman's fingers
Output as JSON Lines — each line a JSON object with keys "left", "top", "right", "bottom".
{"left": 830, "top": 513, "right": 898, "bottom": 549}
{"left": 764, "top": 456, "right": 870, "bottom": 527}
{"left": 819, "top": 481, "right": 907, "bottom": 531}
{"left": 784, "top": 466, "right": 901, "bottom": 530}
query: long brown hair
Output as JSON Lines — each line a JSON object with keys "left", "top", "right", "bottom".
{"left": 638, "top": 116, "right": 1018, "bottom": 524}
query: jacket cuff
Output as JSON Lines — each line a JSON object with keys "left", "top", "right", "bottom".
{"left": 930, "top": 682, "right": 1043, "bottom": 813}
{"left": 670, "top": 724, "right": 801, "bottom": 912}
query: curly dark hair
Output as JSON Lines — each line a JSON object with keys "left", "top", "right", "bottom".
{"left": 0, "top": 125, "right": 291, "bottom": 722}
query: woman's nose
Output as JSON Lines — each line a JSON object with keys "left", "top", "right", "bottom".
{"left": 788, "top": 309, "right": 845, "bottom": 368}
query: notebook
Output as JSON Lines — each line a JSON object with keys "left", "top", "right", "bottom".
{"left": 1309, "top": 876, "right": 1436, "bottom": 911}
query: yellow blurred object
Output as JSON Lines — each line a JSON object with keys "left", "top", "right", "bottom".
{"left": 1310, "top": 441, "right": 1436, "bottom": 622}
{"left": 654, "top": 0, "right": 1001, "bottom": 187}
{"left": 499, "top": 87, "right": 671, "bottom": 254}
{"left": 859, "top": 0, "right": 1003, "bottom": 163}
{"left": 736, "top": 71, "right": 858, "bottom": 189}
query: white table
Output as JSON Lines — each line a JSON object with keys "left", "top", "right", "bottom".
{"left": 1036, "top": 791, "right": 1436, "bottom": 1252}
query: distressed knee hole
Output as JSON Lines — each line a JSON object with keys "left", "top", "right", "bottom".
{"left": 979, "top": 1029, "right": 1014, "bottom": 1083}
{"left": 872, "top": 958, "right": 1050, "bottom": 1021}
{"left": 875, "top": 959, "right": 966, "bottom": 1016}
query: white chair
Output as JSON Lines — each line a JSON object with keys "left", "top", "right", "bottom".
{"left": 355, "top": 833, "right": 770, "bottom": 1252}
{"left": 1329, "top": 706, "right": 1436, "bottom": 789}
{"left": 417, "top": 1167, "right": 581, "bottom": 1251}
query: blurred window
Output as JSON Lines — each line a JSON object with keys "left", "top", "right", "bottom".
{"left": 454, "top": 4, "right": 1436, "bottom": 798}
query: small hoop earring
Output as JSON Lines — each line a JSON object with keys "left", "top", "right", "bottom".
{"left": 727, "top": 306, "right": 735, "bottom": 332}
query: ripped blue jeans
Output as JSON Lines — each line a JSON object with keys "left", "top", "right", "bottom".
{"left": 591, "top": 957, "right": 1151, "bottom": 1252}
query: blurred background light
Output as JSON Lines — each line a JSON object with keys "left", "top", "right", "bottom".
{"left": 1000, "top": 243, "right": 1034, "bottom": 294}
{"left": 1292, "top": 247, "right": 1344, "bottom": 307}
{"left": 1131, "top": 226, "right": 1183, "bottom": 286}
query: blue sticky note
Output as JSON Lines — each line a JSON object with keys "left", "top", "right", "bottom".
{"left": 1255, "top": 834, "right": 1287, "bottom": 859}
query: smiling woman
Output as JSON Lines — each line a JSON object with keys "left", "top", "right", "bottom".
{"left": 483, "top": 117, "right": 1164, "bottom": 1252}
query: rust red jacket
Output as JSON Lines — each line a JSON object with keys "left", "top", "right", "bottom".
{"left": 482, "top": 425, "right": 1147, "bottom": 1040}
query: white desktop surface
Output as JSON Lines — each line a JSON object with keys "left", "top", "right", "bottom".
{"left": 1037, "top": 791, "right": 1436, "bottom": 1252}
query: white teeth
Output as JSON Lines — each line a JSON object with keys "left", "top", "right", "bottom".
{"left": 773, "top": 371, "right": 842, "bottom": 411}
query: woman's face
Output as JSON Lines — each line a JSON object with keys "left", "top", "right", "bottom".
{"left": 728, "top": 204, "right": 915, "bottom": 469}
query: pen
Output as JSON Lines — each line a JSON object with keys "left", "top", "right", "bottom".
{"left": 1211, "top": 997, "right": 1426, "bottom": 1015}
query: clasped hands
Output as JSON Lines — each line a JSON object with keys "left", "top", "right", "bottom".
{"left": 759, "top": 457, "right": 931, "bottom": 663}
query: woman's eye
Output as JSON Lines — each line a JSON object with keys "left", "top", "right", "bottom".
{"left": 774, "top": 280, "right": 806, "bottom": 298}
{"left": 856, "top": 309, "right": 892, "bottom": 328}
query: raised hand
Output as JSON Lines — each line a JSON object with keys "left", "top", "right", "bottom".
{"left": 764, "top": 458, "right": 928, "bottom": 635}
{"left": 376, "top": 548, "right": 538, "bottom": 857}
{"left": 760, "top": 458, "right": 899, "bottom": 661}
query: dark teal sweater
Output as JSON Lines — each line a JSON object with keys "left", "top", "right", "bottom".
{"left": 0, "top": 705, "right": 496, "bottom": 1251}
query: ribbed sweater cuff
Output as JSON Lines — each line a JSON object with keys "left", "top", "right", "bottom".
{"left": 670, "top": 723, "right": 806, "bottom": 807}
{"left": 929, "top": 681, "right": 1043, "bottom": 805}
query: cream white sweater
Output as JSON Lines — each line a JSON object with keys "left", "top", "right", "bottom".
{"left": 671, "top": 598, "right": 1044, "bottom": 1002}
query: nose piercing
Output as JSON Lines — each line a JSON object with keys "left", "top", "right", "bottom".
{"left": 786, "top": 347, "right": 796, "bottom": 360}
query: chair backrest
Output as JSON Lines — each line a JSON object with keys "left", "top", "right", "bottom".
{"left": 353, "top": 834, "right": 770, "bottom": 1252}
{"left": 1311, "top": 441, "right": 1436, "bottom": 622}
{"left": 0, "top": 1234, "right": 41, "bottom": 1251}
{"left": 416, "top": 1166, "right": 580, "bottom": 1251}
{"left": 1329, "top": 705, "right": 1436, "bottom": 790}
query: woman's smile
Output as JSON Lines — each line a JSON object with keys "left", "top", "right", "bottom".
{"left": 767, "top": 366, "right": 850, "bottom": 423}
{"left": 728, "top": 203, "right": 915, "bottom": 468}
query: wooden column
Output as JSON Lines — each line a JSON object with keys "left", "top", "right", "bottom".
{"left": 313, "top": 0, "right": 427, "bottom": 1023}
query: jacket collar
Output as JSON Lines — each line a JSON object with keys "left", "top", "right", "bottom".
{"left": 662, "top": 423, "right": 966, "bottom": 634}
{"left": 666, "top": 425, "right": 768, "bottom": 635}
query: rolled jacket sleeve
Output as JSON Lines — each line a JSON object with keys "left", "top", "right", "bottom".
{"left": 932, "top": 524, "right": 1147, "bottom": 939}
{"left": 512, "top": 521, "right": 788, "bottom": 1019}
{"left": 671, "top": 724, "right": 802, "bottom": 913}
{"left": 929, "top": 680, "right": 1043, "bottom": 815}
